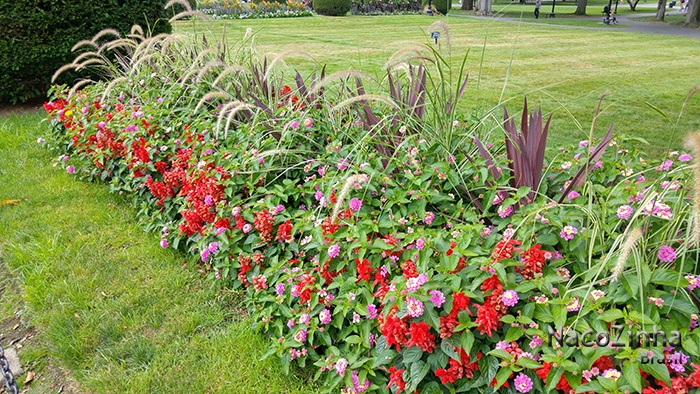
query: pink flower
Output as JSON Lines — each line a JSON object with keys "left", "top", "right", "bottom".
{"left": 160, "top": 239, "right": 168, "bottom": 248}
{"left": 617, "top": 205, "right": 633, "bottom": 220}
{"left": 424, "top": 211, "right": 435, "bottom": 225}
{"left": 294, "top": 329, "right": 307, "bottom": 343}
{"left": 298, "top": 313, "right": 310, "bottom": 325}
{"left": 658, "top": 245, "right": 676, "bottom": 263}
{"left": 529, "top": 335, "right": 543, "bottom": 348}
{"left": 349, "top": 198, "right": 362, "bottom": 211}
{"left": 567, "top": 297, "right": 580, "bottom": 312}
{"left": 579, "top": 140, "right": 589, "bottom": 147}
{"left": 567, "top": 190, "right": 580, "bottom": 200}
{"left": 429, "top": 290, "right": 445, "bottom": 308}
{"left": 319, "top": 309, "right": 332, "bottom": 324}
{"left": 560, "top": 225, "right": 578, "bottom": 241}
{"left": 648, "top": 297, "right": 664, "bottom": 307}
{"left": 679, "top": 153, "right": 692, "bottom": 162}
{"left": 67, "top": 165, "right": 76, "bottom": 174}
{"left": 416, "top": 238, "right": 425, "bottom": 250}
{"left": 406, "top": 297, "right": 424, "bottom": 318}
{"left": 335, "top": 358, "right": 348, "bottom": 376}
{"left": 242, "top": 223, "right": 252, "bottom": 233}
{"left": 497, "top": 205, "right": 513, "bottom": 218}
{"left": 289, "top": 120, "right": 300, "bottom": 130}
{"left": 592, "top": 161, "right": 603, "bottom": 170}
{"left": 366, "top": 304, "right": 378, "bottom": 319}
{"left": 501, "top": 290, "right": 519, "bottom": 307}
{"left": 328, "top": 244, "right": 340, "bottom": 258}
{"left": 303, "top": 118, "right": 314, "bottom": 128}
{"left": 513, "top": 373, "right": 533, "bottom": 393}
{"left": 601, "top": 369, "right": 621, "bottom": 381}
{"left": 275, "top": 283, "right": 285, "bottom": 296}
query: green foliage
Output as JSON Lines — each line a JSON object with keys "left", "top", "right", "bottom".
{"left": 0, "top": 0, "right": 173, "bottom": 105}
{"left": 313, "top": 0, "right": 351, "bottom": 15}
{"left": 423, "top": 0, "right": 451, "bottom": 14}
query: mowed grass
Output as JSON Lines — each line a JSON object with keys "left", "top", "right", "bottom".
{"left": 175, "top": 15, "right": 700, "bottom": 155}
{"left": 0, "top": 112, "right": 318, "bottom": 393}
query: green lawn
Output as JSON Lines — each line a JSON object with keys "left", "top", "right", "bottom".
{"left": 174, "top": 14, "right": 700, "bottom": 155}
{"left": 0, "top": 112, "right": 318, "bottom": 393}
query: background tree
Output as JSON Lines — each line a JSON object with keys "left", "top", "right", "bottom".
{"left": 477, "top": 0, "right": 492, "bottom": 14}
{"left": 462, "top": 0, "right": 474, "bottom": 11}
{"left": 687, "top": 0, "right": 700, "bottom": 23}
{"left": 574, "top": 0, "right": 588, "bottom": 15}
{"left": 656, "top": 0, "right": 667, "bottom": 20}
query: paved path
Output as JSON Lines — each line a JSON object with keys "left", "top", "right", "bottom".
{"left": 450, "top": 6, "right": 700, "bottom": 38}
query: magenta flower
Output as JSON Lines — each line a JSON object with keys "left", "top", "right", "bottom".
{"left": 416, "top": 238, "right": 425, "bottom": 250}
{"left": 242, "top": 223, "right": 252, "bottom": 233}
{"left": 406, "top": 297, "right": 424, "bottom": 318}
{"left": 294, "top": 329, "right": 307, "bottom": 343}
{"left": 513, "top": 373, "right": 533, "bottom": 393}
{"left": 567, "top": 190, "right": 580, "bottom": 200}
{"left": 560, "top": 225, "right": 578, "bottom": 241}
{"left": 658, "top": 245, "right": 676, "bottom": 263}
{"left": 617, "top": 205, "right": 633, "bottom": 220}
{"left": 424, "top": 211, "right": 435, "bottom": 225}
{"left": 349, "top": 198, "right": 362, "bottom": 211}
{"left": 429, "top": 290, "right": 445, "bottom": 308}
{"left": 352, "top": 370, "right": 370, "bottom": 393}
{"left": 319, "top": 309, "right": 332, "bottom": 324}
{"left": 303, "top": 118, "right": 314, "bottom": 128}
{"left": 679, "top": 153, "right": 692, "bottom": 162}
{"left": 298, "top": 313, "right": 310, "bottom": 325}
{"left": 275, "top": 283, "right": 285, "bottom": 296}
{"left": 160, "top": 239, "right": 168, "bottom": 248}
{"left": 579, "top": 140, "right": 589, "bottom": 147}
{"left": 529, "top": 335, "right": 543, "bottom": 348}
{"left": 567, "top": 297, "right": 581, "bottom": 312}
{"left": 335, "top": 358, "right": 348, "bottom": 376}
{"left": 497, "top": 205, "right": 513, "bottom": 218}
{"left": 601, "top": 369, "right": 621, "bottom": 381}
{"left": 67, "top": 165, "right": 76, "bottom": 174}
{"left": 501, "top": 290, "right": 519, "bottom": 307}
{"left": 289, "top": 120, "right": 300, "bottom": 130}
{"left": 366, "top": 304, "right": 378, "bottom": 319}
{"left": 328, "top": 244, "right": 340, "bottom": 258}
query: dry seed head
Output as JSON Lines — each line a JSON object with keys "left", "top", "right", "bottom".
{"left": 71, "top": 51, "right": 100, "bottom": 66}
{"left": 686, "top": 131, "right": 700, "bottom": 245}
{"left": 51, "top": 63, "right": 77, "bottom": 83}
{"left": 224, "top": 103, "right": 257, "bottom": 138}
{"left": 102, "top": 76, "right": 128, "bottom": 102}
{"left": 195, "top": 91, "right": 232, "bottom": 113}
{"left": 264, "top": 50, "right": 315, "bottom": 80}
{"left": 165, "top": 0, "right": 192, "bottom": 11}
{"left": 427, "top": 20, "right": 452, "bottom": 47}
{"left": 213, "top": 65, "right": 248, "bottom": 87}
{"left": 169, "top": 10, "right": 211, "bottom": 23}
{"left": 308, "top": 70, "right": 371, "bottom": 97}
{"left": 68, "top": 79, "right": 94, "bottom": 99}
{"left": 91, "top": 28, "right": 121, "bottom": 45}
{"left": 331, "top": 174, "right": 364, "bottom": 222}
{"left": 384, "top": 46, "right": 434, "bottom": 70}
{"left": 72, "top": 40, "right": 98, "bottom": 52}
{"left": 611, "top": 227, "right": 643, "bottom": 282}
{"left": 331, "top": 94, "right": 399, "bottom": 113}
{"left": 197, "top": 59, "right": 227, "bottom": 81}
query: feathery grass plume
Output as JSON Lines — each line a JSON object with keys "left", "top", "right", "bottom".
{"left": 160, "top": 34, "right": 184, "bottom": 56}
{"left": 224, "top": 103, "right": 257, "bottom": 138}
{"left": 264, "top": 50, "right": 316, "bottom": 80}
{"left": 91, "top": 28, "right": 121, "bottom": 45}
{"left": 72, "top": 40, "right": 98, "bottom": 52}
{"left": 678, "top": 86, "right": 700, "bottom": 124}
{"left": 197, "top": 59, "right": 227, "bottom": 81}
{"left": 383, "top": 45, "right": 435, "bottom": 70}
{"left": 130, "top": 24, "right": 145, "bottom": 37}
{"left": 427, "top": 20, "right": 452, "bottom": 48}
{"left": 331, "top": 174, "right": 364, "bottom": 222}
{"left": 71, "top": 51, "right": 100, "bottom": 66}
{"left": 686, "top": 131, "right": 700, "bottom": 245}
{"left": 179, "top": 48, "right": 218, "bottom": 86}
{"left": 611, "top": 226, "right": 643, "bottom": 281}
{"left": 195, "top": 92, "right": 232, "bottom": 113}
{"left": 129, "top": 54, "right": 155, "bottom": 76}
{"left": 331, "top": 94, "right": 399, "bottom": 113}
{"left": 51, "top": 63, "right": 77, "bottom": 83}
{"left": 101, "top": 77, "right": 128, "bottom": 102}
{"left": 165, "top": 0, "right": 192, "bottom": 11}
{"left": 76, "top": 58, "right": 106, "bottom": 71}
{"left": 308, "top": 70, "right": 371, "bottom": 97}
{"left": 249, "top": 149, "right": 286, "bottom": 164}
{"left": 68, "top": 79, "right": 94, "bottom": 98}
{"left": 212, "top": 65, "right": 248, "bottom": 87}
{"left": 169, "top": 10, "right": 211, "bottom": 23}
{"left": 103, "top": 38, "right": 139, "bottom": 54}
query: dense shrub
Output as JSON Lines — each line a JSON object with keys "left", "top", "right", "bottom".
{"left": 43, "top": 30, "right": 700, "bottom": 394}
{"left": 350, "top": 0, "right": 422, "bottom": 14}
{"left": 313, "top": 0, "right": 352, "bottom": 15}
{"left": 0, "top": 0, "right": 172, "bottom": 105}
{"left": 423, "top": 0, "right": 451, "bottom": 14}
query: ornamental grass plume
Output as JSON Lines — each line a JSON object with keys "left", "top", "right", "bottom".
{"left": 611, "top": 226, "right": 643, "bottom": 282}
{"left": 331, "top": 174, "right": 364, "bottom": 222}
{"left": 686, "top": 131, "right": 700, "bottom": 245}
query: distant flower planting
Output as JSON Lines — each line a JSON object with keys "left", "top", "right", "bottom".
{"left": 198, "top": 0, "right": 312, "bottom": 19}
{"left": 350, "top": 0, "right": 422, "bottom": 14}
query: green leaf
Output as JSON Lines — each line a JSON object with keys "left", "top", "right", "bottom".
{"left": 683, "top": 334, "right": 700, "bottom": 357}
{"left": 515, "top": 356, "right": 541, "bottom": 369}
{"left": 598, "top": 309, "right": 624, "bottom": 322}
{"left": 460, "top": 331, "right": 474, "bottom": 355}
{"left": 575, "top": 381, "right": 604, "bottom": 392}
{"left": 488, "top": 349, "right": 512, "bottom": 360}
{"left": 598, "top": 376, "right": 619, "bottom": 391}
{"left": 640, "top": 358, "right": 671, "bottom": 385}
{"left": 546, "top": 366, "right": 563, "bottom": 392}
{"left": 371, "top": 347, "right": 396, "bottom": 368}
{"left": 493, "top": 367, "right": 512, "bottom": 390}
{"left": 554, "top": 305, "right": 568, "bottom": 328}
{"left": 505, "top": 326, "right": 524, "bottom": 342}
{"left": 441, "top": 339, "right": 461, "bottom": 362}
{"left": 402, "top": 346, "right": 423, "bottom": 364}
{"left": 623, "top": 361, "right": 642, "bottom": 393}
{"left": 409, "top": 360, "right": 430, "bottom": 389}
{"left": 650, "top": 269, "right": 688, "bottom": 287}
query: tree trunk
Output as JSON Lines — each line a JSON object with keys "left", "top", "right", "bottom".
{"left": 687, "top": 0, "right": 700, "bottom": 22}
{"left": 627, "top": 0, "right": 640, "bottom": 9}
{"left": 462, "top": 0, "right": 474, "bottom": 10}
{"left": 656, "top": 0, "right": 667, "bottom": 19}
{"left": 478, "top": 0, "right": 492, "bottom": 14}
{"left": 574, "top": 0, "right": 588, "bottom": 14}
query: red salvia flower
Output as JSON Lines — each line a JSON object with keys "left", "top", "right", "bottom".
{"left": 401, "top": 260, "right": 418, "bottom": 279}
{"left": 387, "top": 366, "right": 406, "bottom": 392}
{"left": 407, "top": 321, "right": 436, "bottom": 353}
{"left": 380, "top": 308, "right": 409, "bottom": 352}
{"left": 276, "top": 220, "right": 293, "bottom": 243}
{"left": 356, "top": 258, "right": 374, "bottom": 283}
{"left": 520, "top": 243, "right": 547, "bottom": 280}
{"left": 491, "top": 238, "right": 521, "bottom": 263}
{"left": 254, "top": 209, "right": 274, "bottom": 243}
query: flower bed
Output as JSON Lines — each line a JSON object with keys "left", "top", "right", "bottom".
{"left": 42, "top": 30, "right": 700, "bottom": 394}
{"left": 350, "top": 0, "right": 422, "bottom": 15}
{"left": 198, "top": 0, "right": 313, "bottom": 19}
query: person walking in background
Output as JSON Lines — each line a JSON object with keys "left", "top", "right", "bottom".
{"left": 534, "top": 0, "right": 541, "bottom": 18}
